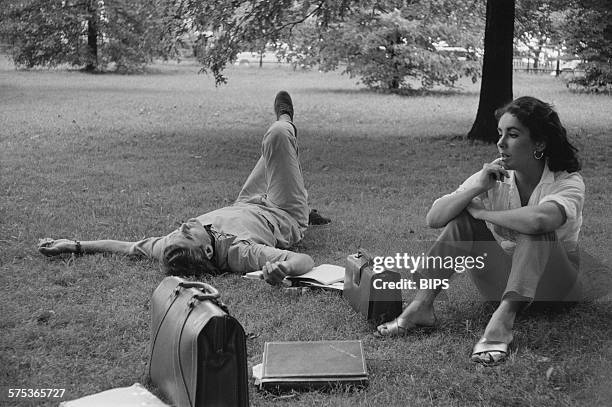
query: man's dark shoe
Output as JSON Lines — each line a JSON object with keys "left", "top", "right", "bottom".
{"left": 308, "top": 209, "right": 331, "bottom": 226}
{"left": 274, "top": 90, "right": 294, "bottom": 121}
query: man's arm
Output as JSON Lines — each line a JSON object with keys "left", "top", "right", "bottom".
{"left": 279, "top": 251, "right": 314, "bottom": 276}
{"left": 261, "top": 252, "right": 314, "bottom": 285}
{"left": 38, "top": 238, "right": 135, "bottom": 256}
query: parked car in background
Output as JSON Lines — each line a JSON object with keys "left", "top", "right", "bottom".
{"left": 551, "top": 60, "right": 585, "bottom": 78}
{"left": 234, "top": 51, "right": 281, "bottom": 66}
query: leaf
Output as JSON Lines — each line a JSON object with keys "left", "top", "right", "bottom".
{"left": 545, "top": 366, "right": 554, "bottom": 381}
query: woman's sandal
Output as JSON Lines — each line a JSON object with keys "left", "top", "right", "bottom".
{"left": 471, "top": 337, "right": 511, "bottom": 366}
{"left": 375, "top": 317, "right": 436, "bottom": 338}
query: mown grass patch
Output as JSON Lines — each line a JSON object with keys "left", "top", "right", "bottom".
{"left": 1, "top": 61, "right": 611, "bottom": 406}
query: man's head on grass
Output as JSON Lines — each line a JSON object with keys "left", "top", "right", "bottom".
{"left": 161, "top": 219, "right": 220, "bottom": 276}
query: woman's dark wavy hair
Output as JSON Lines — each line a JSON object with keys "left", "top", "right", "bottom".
{"left": 495, "top": 96, "right": 581, "bottom": 172}
{"left": 161, "top": 243, "right": 221, "bottom": 277}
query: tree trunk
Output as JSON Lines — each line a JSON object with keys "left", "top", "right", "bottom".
{"left": 84, "top": 1, "right": 98, "bottom": 71}
{"left": 467, "top": 0, "right": 515, "bottom": 143}
{"left": 533, "top": 40, "right": 544, "bottom": 69}
{"left": 389, "top": 57, "right": 400, "bottom": 89}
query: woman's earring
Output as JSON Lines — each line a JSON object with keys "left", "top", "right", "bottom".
{"left": 533, "top": 150, "right": 544, "bottom": 160}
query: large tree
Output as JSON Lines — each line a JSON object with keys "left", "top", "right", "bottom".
{"left": 1, "top": 0, "right": 183, "bottom": 72}
{"left": 467, "top": 0, "right": 515, "bottom": 142}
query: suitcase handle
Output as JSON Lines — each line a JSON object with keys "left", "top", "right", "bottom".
{"left": 357, "top": 248, "right": 374, "bottom": 266}
{"left": 353, "top": 248, "right": 375, "bottom": 285}
{"left": 178, "top": 281, "right": 220, "bottom": 301}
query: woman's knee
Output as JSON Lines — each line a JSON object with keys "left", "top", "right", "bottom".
{"left": 512, "top": 232, "right": 558, "bottom": 263}
{"left": 515, "top": 231, "right": 558, "bottom": 244}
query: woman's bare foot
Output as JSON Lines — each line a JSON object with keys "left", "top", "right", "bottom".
{"left": 472, "top": 300, "right": 520, "bottom": 364}
{"left": 376, "top": 300, "right": 437, "bottom": 337}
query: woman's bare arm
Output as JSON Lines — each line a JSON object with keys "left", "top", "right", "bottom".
{"left": 426, "top": 158, "right": 509, "bottom": 228}
{"left": 426, "top": 185, "right": 484, "bottom": 228}
{"left": 467, "top": 202, "right": 565, "bottom": 235}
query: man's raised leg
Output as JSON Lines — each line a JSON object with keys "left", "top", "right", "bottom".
{"left": 261, "top": 94, "right": 309, "bottom": 228}
{"left": 236, "top": 156, "right": 266, "bottom": 203}
{"left": 236, "top": 91, "right": 297, "bottom": 203}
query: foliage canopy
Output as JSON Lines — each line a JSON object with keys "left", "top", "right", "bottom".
{"left": 277, "top": 3, "right": 483, "bottom": 90}
{"left": 187, "top": 0, "right": 484, "bottom": 90}
{"left": 2, "top": 0, "right": 608, "bottom": 91}
{"left": 513, "top": 0, "right": 611, "bottom": 90}
{"left": 561, "top": 0, "right": 612, "bottom": 90}
{"left": 0, "top": 0, "right": 183, "bottom": 72}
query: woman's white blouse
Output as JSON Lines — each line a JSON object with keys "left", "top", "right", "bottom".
{"left": 440, "top": 164, "right": 585, "bottom": 254}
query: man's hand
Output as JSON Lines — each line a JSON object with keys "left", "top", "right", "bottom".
{"left": 476, "top": 158, "right": 509, "bottom": 192}
{"left": 38, "top": 238, "right": 75, "bottom": 256}
{"left": 261, "top": 260, "right": 290, "bottom": 285}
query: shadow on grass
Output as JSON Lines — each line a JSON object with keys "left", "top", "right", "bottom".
{"left": 64, "top": 61, "right": 203, "bottom": 76}
{"left": 304, "top": 86, "right": 480, "bottom": 98}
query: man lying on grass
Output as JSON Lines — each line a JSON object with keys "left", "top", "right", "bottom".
{"left": 38, "top": 91, "right": 329, "bottom": 285}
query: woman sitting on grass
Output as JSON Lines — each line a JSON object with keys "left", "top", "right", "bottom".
{"left": 38, "top": 91, "right": 329, "bottom": 285}
{"left": 377, "top": 96, "right": 584, "bottom": 365}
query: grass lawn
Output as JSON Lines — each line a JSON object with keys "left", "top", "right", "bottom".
{"left": 1, "top": 58, "right": 611, "bottom": 406}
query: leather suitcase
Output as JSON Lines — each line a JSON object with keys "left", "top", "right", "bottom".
{"left": 343, "top": 249, "right": 403, "bottom": 325}
{"left": 149, "top": 276, "right": 249, "bottom": 407}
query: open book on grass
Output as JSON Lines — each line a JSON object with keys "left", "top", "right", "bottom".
{"left": 244, "top": 264, "right": 345, "bottom": 290}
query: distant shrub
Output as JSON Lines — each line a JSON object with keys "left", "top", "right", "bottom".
{"left": 566, "top": 61, "right": 612, "bottom": 94}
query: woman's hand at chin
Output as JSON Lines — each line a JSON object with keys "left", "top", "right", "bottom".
{"left": 476, "top": 157, "right": 509, "bottom": 192}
